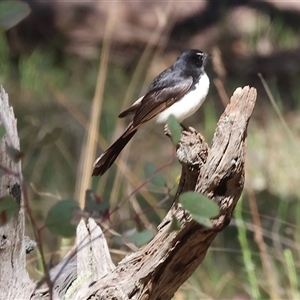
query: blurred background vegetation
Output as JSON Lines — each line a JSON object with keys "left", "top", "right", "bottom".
{"left": 1, "top": 0, "right": 300, "bottom": 299}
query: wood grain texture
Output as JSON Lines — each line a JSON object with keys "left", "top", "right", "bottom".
{"left": 0, "top": 87, "right": 35, "bottom": 300}
{"left": 35, "top": 86, "right": 256, "bottom": 300}
{"left": 1, "top": 86, "right": 256, "bottom": 299}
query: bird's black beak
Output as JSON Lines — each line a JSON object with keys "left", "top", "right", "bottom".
{"left": 203, "top": 53, "right": 211, "bottom": 66}
{"left": 206, "top": 53, "right": 212, "bottom": 60}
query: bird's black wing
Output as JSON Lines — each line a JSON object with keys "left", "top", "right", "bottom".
{"left": 118, "top": 96, "right": 143, "bottom": 118}
{"left": 132, "top": 74, "right": 193, "bottom": 126}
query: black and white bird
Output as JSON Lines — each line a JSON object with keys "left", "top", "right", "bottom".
{"left": 92, "top": 49, "right": 210, "bottom": 176}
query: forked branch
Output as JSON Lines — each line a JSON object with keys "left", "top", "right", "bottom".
{"left": 0, "top": 86, "right": 257, "bottom": 300}
{"left": 39, "top": 86, "right": 256, "bottom": 300}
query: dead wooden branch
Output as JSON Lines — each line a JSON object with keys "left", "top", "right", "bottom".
{"left": 0, "top": 86, "right": 257, "bottom": 299}
{"left": 0, "top": 87, "right": 35, "bottom": 300}
{"left": 31, "top": 86, "right": 256, "bottom": 299}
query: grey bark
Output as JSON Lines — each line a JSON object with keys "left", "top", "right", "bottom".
{"left": 0, "top": 87, "right": 35, "bottom": 300}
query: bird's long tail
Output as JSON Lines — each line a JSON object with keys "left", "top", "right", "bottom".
{"left": 92, "top": 125, "right": 137, "bottom": 176}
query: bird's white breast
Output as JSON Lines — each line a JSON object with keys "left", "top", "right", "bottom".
{"left": 156, "top": 72, "right": 210, "bottom": 123}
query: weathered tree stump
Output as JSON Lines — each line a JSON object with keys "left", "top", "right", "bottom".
{"left": 0, "top": 86, "right": 257, "bottom": 300}
{"left": 0, "top": 87, "right": 35, "bottom": 300}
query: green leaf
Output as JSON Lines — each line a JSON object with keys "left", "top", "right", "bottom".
{"left": 179, "top": 192, "right": 219, "bottom": 227}
{"left": 191, "top": 216, "right": 213, "bottom": 228}
{"left": 124, "top": 229, "right": 154, "bottom": 247}
{"left": 37, "top": 127, "right": 62, "bottom": 146}
{"left": 0, "top": 196, "right": 19, "bottom": 226}
{"left": 144, "top": 163, "right": 166, "bottom": 187}
{"left": 0, "top": 1, "right": 30, "bottom": 31}
{"left": 167, "top": 114, "right": 182, "bottom": 145}
{"left": 45, "top": 199, "right": 80, "bottom": 237}
{"left": 84, "top": 189, "right": 109, "bottom": 218}
{"left": 6, "top": 145, "right": 23, "bottom": 162}
{"left": 0, "top": 125, "right": 6, "bottom": 140}
{"left": 167, "top": 215, "right": 181, "bottom": 233}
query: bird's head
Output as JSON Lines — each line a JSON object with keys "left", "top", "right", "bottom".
{"left": 177, "top": 49, "right": 211, "bottom": 69}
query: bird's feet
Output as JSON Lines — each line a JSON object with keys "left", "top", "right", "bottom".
{"left": 164, "top": 124, "right": 171, "bottom": 137}
{"left": 180, "top": 123, "right": 189, "bottom": 131}
{"left": 164, "top": 123, "right": 190, "bottom": 137}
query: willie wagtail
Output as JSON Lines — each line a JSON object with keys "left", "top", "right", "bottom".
{"left": 92, "top": 49, "right": 210, "bottom": 176}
